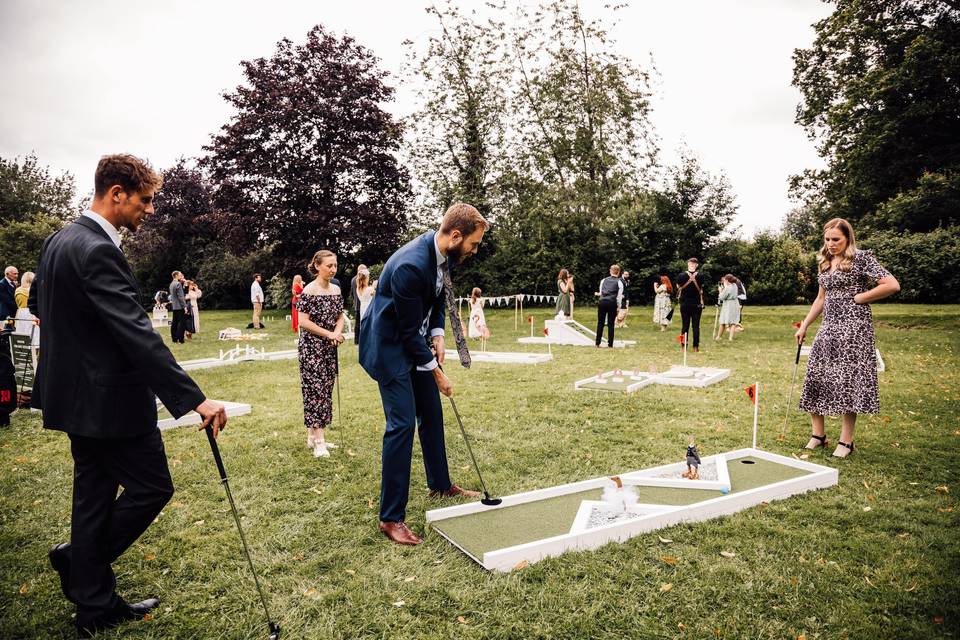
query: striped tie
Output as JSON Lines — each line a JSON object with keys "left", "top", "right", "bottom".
{"left": 439, "top": 262, "right": 471, "bottom": 368}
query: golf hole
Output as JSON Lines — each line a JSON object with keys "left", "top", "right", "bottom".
{"left": 740, "top": 460, "right": 756, "bottom": 465}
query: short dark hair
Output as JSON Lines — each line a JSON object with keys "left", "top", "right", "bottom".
{"left": 440, "top": 202, "right": 489, "bottom": 237}
{"left": 94, "top": 154, "right": 162, "bottom": 197}
{"left": 253, "top": 273, "right": 261, "bottom": 280}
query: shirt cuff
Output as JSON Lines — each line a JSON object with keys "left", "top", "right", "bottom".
{"left": 429, "top": 328, "right": 444, "bottom": 338}
{"left": 416, "top": 359, "right": 439, "bottom": 372}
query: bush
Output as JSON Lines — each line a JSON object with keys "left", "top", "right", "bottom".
{"left": 861, "top": 227, "right": 960, "bottom": 303}
{"left": 195, "top": 244, "right": 274, "bottom": 309}
{"left": 266, "top": 274, "right": 293, "bottom": 310}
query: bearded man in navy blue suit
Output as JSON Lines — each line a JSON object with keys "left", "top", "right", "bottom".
{"left": 359, "top": 203, "right": 488, "bottom": 545}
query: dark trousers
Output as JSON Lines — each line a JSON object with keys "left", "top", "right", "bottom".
{"left": 170, "top": 309, "right": 185, "bottom": 343}
{"left": 596, "top": 298, "right": 618, "bottom": 346}
{"left": 680, "top": 304, "right": 703, "bottom": 347}
{"left": 377, "top": 368, "right": 452, "bottom": 522}
{"left": 68, "top": 430, "right": 174, "bottom": 623}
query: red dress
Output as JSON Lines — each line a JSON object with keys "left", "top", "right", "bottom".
{"left": 292, "top": 282, "right": 304, "bottom": 332}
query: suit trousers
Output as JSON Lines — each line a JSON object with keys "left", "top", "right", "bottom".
{"left": 68, "top": 430, "right": 174, "bottom": 621}
{"left": 596, "top": 298, "right": 618, "bottom": 347}
{"left": 680, "top": 304, "right": 703, "bottom": 347}
{"left": 170, "top": 309, "right": 185, "bottom": 343}
{"left": 377, "top": 368, "right": 452, "bottom": 522}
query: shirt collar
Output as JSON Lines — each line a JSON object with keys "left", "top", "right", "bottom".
{"left": 433, "top": 232, "right": 446, "bottom": 268}
{"left": 83, "top": 210, "right": 122, "bottom": 248}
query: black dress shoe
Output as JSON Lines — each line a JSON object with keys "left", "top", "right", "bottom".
{"left": 48, "top": 543, "right": 75, "bottom": 604}
{"left": 76, "top": 598, "right": 160, "bottom": 638}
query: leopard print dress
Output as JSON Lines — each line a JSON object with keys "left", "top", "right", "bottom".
{"left": 799, "top": 250, "right": 891, "bottom": 416}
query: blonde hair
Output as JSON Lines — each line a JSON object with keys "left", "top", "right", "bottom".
{"left": 471, "top": 287, "right": 481, "bottom": 303}
{"left": 358, "top": 270, "right": 369, "bottom": 290}
{"left": 21, "top": 272, "right": 35, "bottom": 288}
{"left": 293, "top": 274, "right": 303, "bottom": 285}
{"left": 817, "top": 218, "right": 857, "bottom": 273}
{"left": 307, "top": 250, "right": 336, "bottom": 277}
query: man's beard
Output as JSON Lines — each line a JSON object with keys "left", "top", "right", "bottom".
{"left": 447, "top": 243, "right": 467, "bottom": 263}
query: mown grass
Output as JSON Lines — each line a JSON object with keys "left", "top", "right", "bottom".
{"left": 0, "top": 304, "right": 957, "bottom": 639}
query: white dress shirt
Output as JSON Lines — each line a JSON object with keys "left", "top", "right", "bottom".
{"left": 82, "top": 210, "right": 121, "bottom": 248}
{"left": 250, "top": 281, "right": 264, "bottom": 303}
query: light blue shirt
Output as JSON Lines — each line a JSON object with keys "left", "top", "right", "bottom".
{"left": 82, "top": 210, "right": 121, "bottom": 248}
{"left": 416, "top": 233, "right": 447, "bottom": 372}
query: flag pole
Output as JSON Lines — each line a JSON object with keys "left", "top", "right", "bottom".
{"left": 752, "top": 381, "right": 760, "bottom": 450}
{"left": 683, "top": 332, "right": 687, "bottom": 367}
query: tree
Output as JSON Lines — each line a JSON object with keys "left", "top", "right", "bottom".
{"left": 791, "top": 0, "right": 960, "bottom": 230}
{"left": 203, "top": 25, "right": 411, "bottom": 273}
{"left": 125, "top": 159, "right": 220, "bottom": 300}
{"left": 0, "top": 154, "right": 75, "bottom": 272}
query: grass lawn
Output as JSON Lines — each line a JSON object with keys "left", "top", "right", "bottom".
{"left": 1, "top": 304, "right": 958, "bottom": 639}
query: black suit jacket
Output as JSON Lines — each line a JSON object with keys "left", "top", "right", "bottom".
{"left": 0, "top": 278, "right": 16, "bottom": 320}
{"left": 29, "top": 216, "right": 205, "bottom": 438}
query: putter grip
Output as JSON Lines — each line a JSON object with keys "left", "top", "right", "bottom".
{"left": 794, "top": 340, "right": 804, "bottom": 365}
{"left": 205, "top": 426, "right": 228, "bottom": 481}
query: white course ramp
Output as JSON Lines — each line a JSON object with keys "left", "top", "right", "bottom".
{"left": 157, "top": 399, "right": 251, "bottom": 430}
{"left": 653, "top": 366, "right": 731, "bottom": 388}
{"left": 519, "top": 319, "right": 635, "bottom": 348}
{"left": 446, "top": 349, "right": 552, "bottom": 365}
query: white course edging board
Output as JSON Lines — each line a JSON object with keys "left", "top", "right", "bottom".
{"left": 179, "top": 345, "right": 299, "bottom": 371}
{"left": 519, "top": 319, "right": 635, "bottom": 348}
{"left": 427, "top": 448, "right": 837, "bottom": 572}
{"left": 157, "top": 400, "right": 251, "bottom": 430}
{"left": 445, "top": 349, "right": 552, "bottom": 364}
{"left": 574, "top": 370, "right": 657, "bottom": 393}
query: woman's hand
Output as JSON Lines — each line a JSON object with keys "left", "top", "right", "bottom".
{"left": 794, "top": 325, "right": 806, "bottom": 344}
{"left": 330, "top": 331, "right": 345, "bottom": 345}
{"left": 853, "top": 293, "right": 866, "bottom": 305}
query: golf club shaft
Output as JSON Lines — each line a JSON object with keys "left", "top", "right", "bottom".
{"left": 780, "top": 339, "right": 804, "bottom": 436}
{"left": 448, "top": 396, "right": 491, "bottom": 497}
{"left": 205, "top": 427, "right": 276, "bottom": 627}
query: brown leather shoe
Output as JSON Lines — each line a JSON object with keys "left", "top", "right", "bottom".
{"left": 428, "top": 484, "right": 482, "bottom": 499}
{"left": 378, "top": 521, "right": 423, "bottom": 546}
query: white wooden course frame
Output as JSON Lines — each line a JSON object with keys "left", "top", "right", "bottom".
{"left": 574, "top": 371, "right": 656, "bottom": 393}
{"left": 518, "top": 319, "right": 636, "bottom": 348}
{"left": 445, "top": 349, "right": 553, "bottom": 365}
{"left": 653, "top": 365, "right": 731, "bottom": 388}
{"left": 179, "top": 345, "right": 300, "bottom": 371}
{"left": 156, "top": 399, "right": 252, "bottom": 430}
{"left": 426, "top": 448, "right": 837, "bottom": 572}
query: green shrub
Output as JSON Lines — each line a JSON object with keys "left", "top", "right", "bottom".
{"left": 861, "top": 227, "right": 960, "bottom": 303}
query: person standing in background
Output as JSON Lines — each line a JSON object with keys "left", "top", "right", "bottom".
{"left": 291, "top": 275, "right": 304, "bottom": 333}
{"left": 15, "top": 272, "right": 34, "bottom": 309}
{"left": 185, "top": 280, "right": 202, "bottom": 336}
{"left": 1, "top": 266, "right": 18, "bottom": 320}
{"left": 715, "top": 275, "right": 740, "bottom": 341}
{"left": 349, "top": 264, "right": 367, "bottom": 343}
{"left": 615, "top": 270, "right": 631, "bottom": 328}
{"left": 555, "top": 269, "right": 574, "bottom": 319}
{"left": 168, "top": 271, "right": 186, "bottom": 344}
{"left": 595, "top": 264, "right": 624, "bottom": 348}
{"left": 675, "top": 258, "right": 705, "bottom": 352}
{"left": 731, "top": 276, "right": 747, "bottom": 331}
{"left": 250, "top": 273, "right": 264, "bottom": 329}
{"left": 652, "top": 275, "right": 673, "bottom": 331}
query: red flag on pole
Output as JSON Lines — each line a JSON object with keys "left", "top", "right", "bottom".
{"left": 676, "top": 334, "right": 686, "bottom": 345}
{"left": 527, "top": 315, "right": 533, "bottom": 324}
{"left": 791, "top": 321, "right": 802, "bottom": 329}
{"left": 543, "top": 328, "right": 549, "bottom": 336}
{"left": 744, "top": 384, "right": 757, "bottom": 404}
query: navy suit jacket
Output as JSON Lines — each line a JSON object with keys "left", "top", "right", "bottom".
{"left": 359, "top": 231, "right": 445, "bottom": 383}
{"left": 0, "top": 278, "right": 16, "bottom": 320}
{"left": 28, "top": 216, "right": 205, "bottom": 438}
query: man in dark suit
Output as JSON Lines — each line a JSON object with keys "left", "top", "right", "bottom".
{"left": 0, "top": 266, "right": 18, "bottom": 321}
{"left": 29, "top": 154, "right": 227, "bottom": 637}
{"left": 168, "top": 270, "right": 187, "bottom": 343}
{"left": 359, "top": 203, "right": 487, "bottom": 546}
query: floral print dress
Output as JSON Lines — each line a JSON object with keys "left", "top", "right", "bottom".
{"left": 799, "top": 250, "right": 891, "bottom": 416}
{"left": 296, "top": 293, "right": 343, "bottom": 428}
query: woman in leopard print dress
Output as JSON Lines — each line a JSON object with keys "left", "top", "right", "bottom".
{"left": 795, "top": 219, "right": 900, "bottom": 457}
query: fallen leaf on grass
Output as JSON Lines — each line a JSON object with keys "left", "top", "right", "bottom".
{"left": 457, "top": 616, "right": 467, "bottom": 624}
{"left": 193, "top": 520, "right": 205, "bottom": 526}
{"left": 392, "top": 600, "right": 405, "bottom": 608}
{"left": 142, "top": 614, "right": 153, "bottom": 621}
{"left": 403, "top": 576, "right": 416, "bottom": 583}
{"left": 790, "top": 576, "right": 799, "bottom": 586}
{"left": 863, "top": 506, "right": 872, "bottom": 512}
{"left": 865, "top": 576, "right": 876, "bottom": 588}
{"left": 798, "top": 454, "right": 810, "bottom": 460}
{"left": 935, "top": 485, "right": 949, "bottom": 495}
{"left": 862, "top": 481, "right": 871, "bottom": 489}
{"left": 897, "top": 533, "right": 910, "bottom": 538}
{"left": 660, "top": 583, "right": 673, "bottom": 592}
{"left": 143, "top": 554, "right": 156, "bottom": 561}
{"left": 658, "top": 536, "right": 673, "bottom": 544}
{"left": 678, "top": 622, "right": 687, "bottom": 631}
{"left": 367, "top": 498, "right": 375, "bottom": 509}
{"left": 660, "top": 556, "right": 678, "bottom": 566}
{"left": 292, "top": 554, "right": 304, "bottom": 561}
{"left": 797, "top": 635, "right": 807, "bottom": 640}
{"left": 905, "top": 581, "right": 918, "bottom": 592}
{"left": 347, "top": 449, "right": 356, "bottom": 457}
{"left": 513, "top": 560, "right": 529, "bottom": 571}
{"left": 776, "top": 434, "right": 785, "bottom": 442}
{"left": 19, "top": 583, "right": 29, "bottom": 595}
{"left": 303, "top": 588, "right": 319, "bottom": 598}
{"left": 933, "top": 615, "right": 944, "bottom": 624}
{"left": 14, "top": 455, "right": 28, "bottom": 464}
{"left": 344, "top": 569, "right": 355, "bottom": 575}
{"left": 720, "top": 551, "right": 736, "bottom": 558}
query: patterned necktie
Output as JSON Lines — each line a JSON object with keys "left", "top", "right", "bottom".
{"left": 439, "top": 262, "right": 471, "bottom": 368}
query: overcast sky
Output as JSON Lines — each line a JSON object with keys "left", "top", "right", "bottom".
{"left": 0, "top": 0, "right": 831, "bottom": 236}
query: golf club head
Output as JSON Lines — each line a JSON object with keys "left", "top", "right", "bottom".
{"left": 268, "top": 622, "right": 281, "bottom": 639}
{"left": 481, "top": 496, "right": 502, "bottom": 506}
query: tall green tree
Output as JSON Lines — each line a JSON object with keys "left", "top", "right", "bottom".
{"left": 0, "top": 154, "right": 75, "bottom": 272}
{"left": 791, "top": 0, "right": 960, "bottom": 230}
{"left": 203, "top": 25, "right": 411, "bottom": 273}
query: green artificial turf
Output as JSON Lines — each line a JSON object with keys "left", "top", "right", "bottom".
{"left": 431, "top": 456, "right": 814, "bottom": 559}
{"left": 2, "top": 305, "right": 958, "bottom": 639}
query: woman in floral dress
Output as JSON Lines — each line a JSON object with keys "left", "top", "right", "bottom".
{"left": 795, "top": 219, "right": 900, "bottom": 458}
{"left": 296, "top": 251, "right": 345, "bottom": 458}
{"left": 652, "top": 275, "right": 673, "bottom": 331}
{"left": 555, "top": 269, "right": 574, "bottom": 318}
